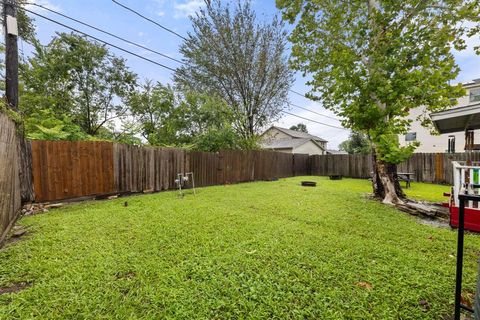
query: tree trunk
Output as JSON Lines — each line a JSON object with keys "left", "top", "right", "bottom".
{"left": 371, "top": 151, "right": 405, "bottom": 204}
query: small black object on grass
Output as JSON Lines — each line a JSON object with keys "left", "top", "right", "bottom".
{"left": 329, "top": 175, "right": 342, "bottom": 180}
{"left": 301, "top": 181, "right": 317, "bottom": 187}
{"left": 124, "top": 201, "right": 128, "bottom": 207}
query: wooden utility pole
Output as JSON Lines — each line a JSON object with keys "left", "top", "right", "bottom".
{"left": 3, "top": 0, "right": 34, "bottom": 203}
{"left": 4, "top": 0, "right": 19, "bottom": 111}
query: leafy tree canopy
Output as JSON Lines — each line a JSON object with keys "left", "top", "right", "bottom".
{"left": 277, "top": 0, "right": 480, "bottom": 203}
{"left": 339, "top": 132, "right": 371, "bottom": 155}
{"left": 129, "top": 80, "right": 256, "bottom": 151}
{"left": 289, "top": 123, "right": 308, "bottom": 133}
{"left": 175, "top": 0, "right": 294, "bottom": 138}
{"left": 21, "top": 32, "right": 137, "bottom": 136}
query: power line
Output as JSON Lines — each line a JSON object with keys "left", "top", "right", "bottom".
{"left": 287, "top": 101, "right": 340, "bottom": 122}
{"left": 281, "top": 110, "right": 348, "bottom": 131}
{"left": 20, "top": 4, "right": 347, "bottom": 132}
{"left": 111, "top": 0, "right": 188, "bottom": 41}
{"left": 290, "top": 89, "right": 308, "bottom": 98}
{"left": 289, "top": 89, "right": 342, "bottom": 121}
{"left": 20, "top": 7, "right": 178, "bottom": 72}
{"left": 25, "top": 2, "right": 184, "bottom": 65}
{"left": 108, "top": 0, "right": 342, "bottom": 123}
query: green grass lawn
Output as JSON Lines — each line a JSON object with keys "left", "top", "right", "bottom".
{"left": 0, "top": 177, "right": 477, "bottom": 319}
{"left": 349, "top": 179, "right": 451, "bottom": 203}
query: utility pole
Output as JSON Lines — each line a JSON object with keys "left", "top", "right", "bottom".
{"left": 4, "top": 0, "right": 19, "bottom": 111}
{"left": 3, "top": 0, "right": 34, "bottom": 203}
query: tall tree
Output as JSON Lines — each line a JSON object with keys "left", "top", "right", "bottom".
{"left": 290, "top": 123, "right": 308, "bottom": 133}
{"left": 21, "top": 33, "right": 137, "bottom": 136}
{"left": 129, "top": 80, "right": 249, "bottom": 151}
{"left": 128, "top": 80, "right": 177, "bottom": 146}
{"left": 339, "top": 132, "right": 371, "bottom": 155}
{"left": 277, "top": 0, "right": 480, "bottom": 204}
{"left": 174, "top": 0, "right": 294, "bottom": 138}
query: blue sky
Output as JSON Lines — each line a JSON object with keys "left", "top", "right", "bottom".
{"left": 22, "top": 0, "right": 480, "bottom": 149}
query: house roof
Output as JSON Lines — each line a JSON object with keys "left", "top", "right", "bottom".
{"left": 267, "top": 126, "right": 327, "bottom": 142}
{"left": 430, "top": 102, "right": 480, "bottom": 134}
{"left": 261, "top": 138, "right": 324, "bottom": 150}
{"left": 462, "top": 79, "right": 480, "bottom": 89}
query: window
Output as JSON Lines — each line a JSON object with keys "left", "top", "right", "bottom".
{"left": 405, "top": 132, "right": 417, "bottom": 142}
{"left": 448, "top": 135, "right": 456, "bottom": 153}
{"left": 470, "top": 88, "right": 480, "bottom": 103}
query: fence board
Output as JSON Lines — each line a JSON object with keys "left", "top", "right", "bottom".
{"left": 0, "top": 113, "right": 22, "bottom": 245}
{"left": 31, "top": 141, "right": 115, "bottom": 202}
{"left": 310, "top": 152, "right": 480, "bottom": 184}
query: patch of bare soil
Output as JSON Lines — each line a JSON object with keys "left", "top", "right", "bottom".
{"left": 3, "top": 226, "right": 28, "bottom": 247}
{"left": 0, "top": 282, "right": 31, "bottom": 295}
{"left": 115, "top": 271, "right": 136, "bottom": 280}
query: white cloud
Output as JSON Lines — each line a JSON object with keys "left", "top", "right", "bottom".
{"left": 25, "top": 0, "right": 61, "bottom": 12}
{"left": 173, "top": 0, "right": 205, "bottom": 19}
{"left": 150, "top": 0, "right": 165, "bottom": 17}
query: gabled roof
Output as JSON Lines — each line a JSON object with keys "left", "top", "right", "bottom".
{"left": 265, "top": 126, "right": 327, "bottom": 142}
{"left": 261, "top": 138, "right": 325, "bottom": 150}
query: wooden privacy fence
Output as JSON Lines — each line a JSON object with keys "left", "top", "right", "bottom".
{"left": 310, "top": 152, "right": 480, "bottom": 185}
{"left": 0, "top": 113, "right": 22, "bottom": 244}
{"left": 31, "top": 141, "right": 311, "bottom": 202}
{"left": 29, "top": 140, "right": 480, "bottom": 203}
{"left": 310, "top": 154, "right": 373, "bottom": 179}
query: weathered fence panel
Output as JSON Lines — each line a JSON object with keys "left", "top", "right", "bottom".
{"left": 294, "top": 153, "right": 310, "bottom": 176}
{"left": 311, "top": 154, "right": 373, "bottom": 178}
{"left": 113, "top": 144, "right": 187, "bottom": 193}
{"left": 30, "top": 142, "right": 314, "bottom": 202}
{"left": 31, "top": 141, "right": 116, "bottom": 202}
{"left": 0, "top": 113, "right": 22, "bottom": 245}
{"left": 310, "top": 152, "right": 480, "bottom": 184}
{"left": 31, "top": 138, "right": 480, "bottom": 204}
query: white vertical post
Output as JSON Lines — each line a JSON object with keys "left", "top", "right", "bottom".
{"left": 453, "top": 162, "right": 461, "bottom": 207}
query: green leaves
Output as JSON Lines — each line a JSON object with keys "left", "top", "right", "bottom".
{"left": 175, "top": 0, "right": 293, "bottom": 137}
{"left": 374, "top": 133, "right": 418, "bottom": 164}
{"left": 339, "top": 132, "right": 371, "bottom": 155}
{"left": 128, "top": 82, "right": 252, "bottom": 151}
{"left": 24, "top": 108, "right": 88, "bottom": 141}
{"left": 277, "top": 0, "right": 480, "bottom": 164}
{"left": 20, "top": 33, "right": 137, "bottom": 137}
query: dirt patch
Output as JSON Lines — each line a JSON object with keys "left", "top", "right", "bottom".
{"left": 416, "top": 218, "right": 450, "bottom": 229}
{"left": 3, "top": 226, "right": 28, "bottom": 247}
{"left": 0, "top": 282, "right": 31, "bottom": 295}
{"left": 115, "top": 271, "right": 136, "bottom": 280}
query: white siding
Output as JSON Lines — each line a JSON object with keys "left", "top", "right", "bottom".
{"left": 260, "top": 128, "right": 291, "bottom": 144}
{"left": 399, "top": 83, "right": 480, "bottom": 153}
{"left": 293, "top": 141, "right": 325, "bottom": 155}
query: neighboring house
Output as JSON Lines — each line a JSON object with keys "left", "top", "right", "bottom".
{"left": 399, "top": 79, "right": 480, "bottom": 153}
{"left": 260, "top": 126, "right": 327, "bottom": 155}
